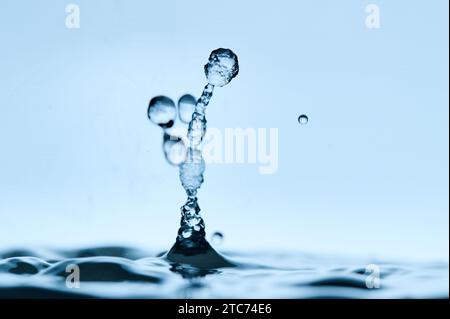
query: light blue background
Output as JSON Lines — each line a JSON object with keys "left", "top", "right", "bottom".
{"left": 0, "top": 0, "right": 448, "bottom": 261}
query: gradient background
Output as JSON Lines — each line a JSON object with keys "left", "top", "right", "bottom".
{"left": 0, "top": 0, "right": 448, "bottom": 262}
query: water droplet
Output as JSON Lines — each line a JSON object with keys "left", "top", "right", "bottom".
{"left": 148, "top": 96, "right": 176, "bottom": 129}
{"left": 204, "top": 48, "right": 239, "bottom": 87}
{"left": 210, "top": 232, "right": 224, "bottom": 245}
{"left": 178, "top": 94, "right": 196, "bottom": 124}
{"left": 163, "top": 134, "right": 187, "bottom": 166}
{"left": 298, "top": 114, "right": 308, "bottom": 125}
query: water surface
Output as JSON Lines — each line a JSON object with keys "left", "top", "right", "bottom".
{"left": 0, "top": 246, "right": 447, "bottom": 298}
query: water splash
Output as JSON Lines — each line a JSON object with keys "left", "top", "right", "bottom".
{"left": 145, "top": 49, "right": 238, "bottom": 267}
{"left": 166, "top": 49, "right": 239, "bottom": 267}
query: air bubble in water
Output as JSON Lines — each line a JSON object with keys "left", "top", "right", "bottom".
{"left": 204, "top": 48, "right": 239, "bottom": 87}
{"left": 298, "top": 114, "right": 308, "bottom": 125}
{"left": 210, "top": 232, "right": 224, "bottom": 245}
{"left": 148, "top": 96, "right": 176, "bottom": 129}
{"left": 182, "top": 229, "right": 192, "bottom": 238}
{"left": 178, "top": 94, "right": 196, "bottom": 124}
{"left": 163, "top": 134, "right": 187, "bottom": 166}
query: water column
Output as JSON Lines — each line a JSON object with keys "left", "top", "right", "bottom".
{"left": 171, "top": 48, "right": 239, "bottom": 257}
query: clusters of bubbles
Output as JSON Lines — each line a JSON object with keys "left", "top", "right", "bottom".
{"left": 147, "top": 48, "right": 238, "bottom": 253}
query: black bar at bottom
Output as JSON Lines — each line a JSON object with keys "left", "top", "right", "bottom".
{"left": 0, "top": 299, "right": 447, "bottom": 317}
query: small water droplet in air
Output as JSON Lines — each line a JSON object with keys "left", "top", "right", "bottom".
{"left": 204, "top": 48, "right": 239, "bottom": 87}
{"left": 178, "top": 94, "right": 196, "bottom": 124}
{"left": 210, "top": 232, "right": 224, "bottom": 245}
{"left": 163, "top": 134, "right": 186, "bottom": 166}
{"left": 148, "top": 96, "right": 176, "bottom": 129}
{"left": 298, "top": 114, "right": 308, "bottom": 125}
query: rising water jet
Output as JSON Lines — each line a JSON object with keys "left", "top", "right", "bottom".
{"left": 147, "top": 49, "right": 239, "bottom": 269}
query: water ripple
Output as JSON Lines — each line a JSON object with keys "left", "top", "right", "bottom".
{"left": 0, "top": 247, "right": 447, "bottom": 299}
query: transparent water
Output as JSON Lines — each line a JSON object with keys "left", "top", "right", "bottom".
{"left": 148, "top": 49, "right": 240, "bottom": 267}
{"left": 177, "top": 94, "right": 197, "bottom": 124}
{"left": 141, "top": 49, "right": 448, "bottom": 299}
{"left": 1, "top": 2, "right": 447, "bottom": 301}
{"left": 0, "top": 247, "right": 447, "bottom": 298}
{"left": 4, "top": 49, "right": 446, "bottom": 299}
{"left": 298, "top": 114, "right": 309, "bottom": 125}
